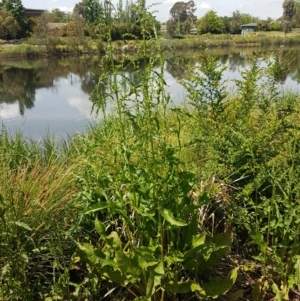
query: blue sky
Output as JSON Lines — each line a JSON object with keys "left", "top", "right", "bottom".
{"left": 22, "top": 0, "right": 283, "bottom": 22}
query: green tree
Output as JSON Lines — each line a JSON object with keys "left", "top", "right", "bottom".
{"left": 292, "top": 0, "right": 300, "bottom": 27}
{"left": 169, "top": 1, "right": 196, "bottom": 23}
{"left": 67, "top": 14, "right": 85, "bottom": 50}
{"left": 241, "top": 13, "right": 254, "bottom": 24}
{"left": 73, "top": 1, "right": 85, "bottom": 19}
{"left": 268, "top": 20, "right": 280, "bottom": 30}
{"left": 283, "top": 0, "right": 296, "bottom": 21}
{"left": 197, "top": 10, "right": 224, "bottom": 34}
{"left": 221, "top": 16, "right": 231, "bottom": 33}
{"left": 2, "top": 0, "right": 28, "bottom": 35}
{"left": 50, "top": 8, "right": 69, "bottom": 23}
{"left": 281, "top": 18, "right": 292, "bottom": 35}
{"left": 82, "top": 0, "right": 103, "bottom": 25}
{"left": 229, "top": 10, "right": 255, "bottom": 34}
{"left": 257, "top": 20, "right": 269, "bottom": 31}
{"left": 282, "top": 0, "right": 295, "bottom": 35}
{"left": 166, "top": 18, "right": 177, "bottom": 36}
{"left": 0, "top": 8, "right": 20, "bottom": 39}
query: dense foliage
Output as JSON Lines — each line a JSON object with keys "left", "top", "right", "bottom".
{"left": 4, "top": 0, "right": 300, "bottom": 300}
{"left": 0, "top": 8, "right": 20, "bottom": 39}
{"left": 2, "top": 0, "right": 28, "bottom": 36}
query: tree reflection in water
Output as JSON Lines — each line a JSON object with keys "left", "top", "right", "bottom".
{"left": 0, "top": 48, "right": 300, "bottom": 118}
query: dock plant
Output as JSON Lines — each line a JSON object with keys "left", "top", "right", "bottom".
{"left": 75, "top": 0, "right": 238, "bottom": 300}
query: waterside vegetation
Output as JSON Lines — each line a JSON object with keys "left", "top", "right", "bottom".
{"left": 3, "top": 2, "right": 300, "bottom": 301}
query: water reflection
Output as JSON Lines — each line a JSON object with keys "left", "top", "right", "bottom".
{"left": 1, "top": 47, "right": 300, "bottom": 139}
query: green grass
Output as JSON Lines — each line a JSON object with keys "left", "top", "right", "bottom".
{"left": 3, "top": 30, "right": 300, "bottom": 59}
{"left": 0, "top": 44, "right": 46, "bottom": 58}
{"left": 161, "top": 32, "right": 300, "bottom": 50}
{"left": 4, "top": 7, "right": 300, "bottom": 301}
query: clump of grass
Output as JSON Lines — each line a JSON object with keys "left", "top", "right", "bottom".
{"left": 0, "top": 44, "right": 46, "bottom": 58}
{"left": 0, "top": 129, "right": 92, "bottom": 300}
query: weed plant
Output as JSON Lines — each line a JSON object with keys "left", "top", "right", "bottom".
{"left": 75, "top": 1, "right": 237, "bottom": 301}
{"left": 3, "top": 2, "right": 300, "bottom": 300}
{"left": 182, "top": 52, "right": 300, "bottom": 299}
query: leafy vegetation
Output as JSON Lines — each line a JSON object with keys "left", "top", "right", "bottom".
{"left": 4, "top": 1, "right": 300, "bottom": 300}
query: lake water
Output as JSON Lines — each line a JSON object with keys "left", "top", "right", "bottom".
{"left": 1, "top": 46, "right": 300, "bottom": 140}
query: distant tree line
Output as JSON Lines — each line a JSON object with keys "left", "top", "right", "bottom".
{"left": 166, "top": 0, "right": 300, "bottom": 37}
{"left": 0, "top": 0, "right": 160, "bottom": 41}
{"left": 2, "top": 0, "right": 300, "bottom": 41}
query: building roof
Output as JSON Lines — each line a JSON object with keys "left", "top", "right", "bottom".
{"left": 241, "top": 23, "right": 258, "bottom": 27}
{"left": 25, "top": 8, "right": 46, "bottom": 18}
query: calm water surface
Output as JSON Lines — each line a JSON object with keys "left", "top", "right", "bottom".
{"left": 1, "top": 47, "right": 300, "bottom": 140}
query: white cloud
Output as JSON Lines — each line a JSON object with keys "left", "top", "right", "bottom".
{"left": 0, "top": 103, "right": 19, "bottom": 119}
{"left": 197, "top": 1, "right": 211, "bottom": 10}
{"left": 50, "top": 6, "right": 73, "bottom": 12}
{"left": 67, "top": 97, "right": 98, "bottom": 120}
{"left": 165, "top": 0, "right": 178, "bottom": 5}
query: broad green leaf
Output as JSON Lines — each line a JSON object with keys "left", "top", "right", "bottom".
{"left": 199, "top": 192, "right": 210, "bottom": 206}
{"left": 154, "top": 260, "right": 164, "bottom": 275}
{"left": 199, "top": 267, "right": 239, "bottom": 299}
{"left": 106, "top": 231, "right": 122, "bottom": 250}
{"left": 95, "top": 217, "right": 105, "bottom": 236}
{"left": 177, "top": 281, "right": 202, "bottom": 293}
{"left": 99, "top": 265, "right": 128, "bottom": 284}
{"left": 161, "top": 209, "right": 187, "bottom": 227}
{"left": 271, "top": 281, "right": 289, "bottom": 301}
{"left": 249, "top": 230, "right": 267, "bottom": 253}
{"left": 77, "top": 243, "right": 101, "bottom": 265}
{"left": 192, "top": 233, "right": 206, "bottom": 248}
{"left": 133, "top": 247, "right": 158, "bottom": 270}
{"left": 146, "top": 272, "right": 155, "bottom": 298}
{"left": 184, "top": 231, "right": 232, "bottom": 272}
{"left": 165, "top": 251, "right": 184, "bottom": 266}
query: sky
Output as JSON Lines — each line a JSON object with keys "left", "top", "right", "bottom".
{"left": 22, "top": 0, "right": 283, "bottom": 22}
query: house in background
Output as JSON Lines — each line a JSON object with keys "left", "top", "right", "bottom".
{"left": 25, "top": 8, "right": 46, "bottom": 18}
{"left": 241, "top": 23, "right": 257, "bottom": 36}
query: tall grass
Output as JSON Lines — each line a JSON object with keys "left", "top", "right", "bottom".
{"left": 0, "top": 44, "right": 46, "bottom": 58}
{"left": 162, "top": 34, "right": 300, "bottom": 50}
{"left": 3, "top": 2, "right": 300, "bottom": 300}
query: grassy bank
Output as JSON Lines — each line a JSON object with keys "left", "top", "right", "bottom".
{"left": 2, "top": 52, "right": 300, "bottom": 300}
{"left": 2, "top": 30, "right": 300, "bottom": 58}
{"left": 3, "top": 8, "right": 300, "bottom": 300}
{"left": 162, "top": 31, "right": 300, "bottom": 50}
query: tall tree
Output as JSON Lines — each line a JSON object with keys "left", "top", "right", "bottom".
{"left": 283, "top": 0, "right": 296, "bottom": 20}
{"left": 50, "top": 8, "right": 68, "bottom": 23}
{"left": 282, "top": 0, "right": 295, "bottom": 35}
{"left": 197, "top": 10, "right": 224, "bottom": 34}
{"left": 166, "top": 18, "right": 177, "bottom": 36}
{"left": 169, "top": 1, "right": 196, "bottom": 22}
{"left": 2, "top": 0, "right": 28, "bottom": 35}
{"left": 292, "top": 0, "right": 300, "bottom": 27}
{"left": 73, "top": 1, "right": 85, "bottom": 19}
{"left": 82, "top": 0, "right": 103, "bottom": 25}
